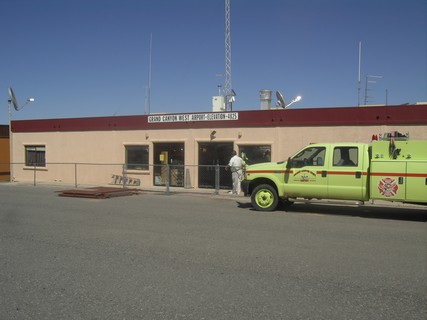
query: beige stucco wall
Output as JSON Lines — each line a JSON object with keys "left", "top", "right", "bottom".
{"left": 11, "top": 124, "right": 427, "bottom": 187}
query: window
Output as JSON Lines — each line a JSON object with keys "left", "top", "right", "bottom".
{"left": 333, "top": 147, "right": 358, "bottom": 166}
{"left": 290, "top": 147, "right": 326, "bottom": 168}
{"left": 125, "top": 146, "right": 149, "bottom": 170}
{"left": 25, "top": 145, "right": 46, "bottom": 167}
{"left": 239, "top": 145, "right": 271, "bottom": 165}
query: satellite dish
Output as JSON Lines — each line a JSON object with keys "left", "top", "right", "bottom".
{"left": 276, "top": 90, "right": 285, "bottom": 108}
{"left": 8, "top": 87, "right": 19, "bottom": 111}
{"left": 7, "top": 86, "right": 34, "bottom": 111}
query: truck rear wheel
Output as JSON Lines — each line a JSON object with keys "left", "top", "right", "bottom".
{"left": 251, "top": 184, "right": 279, "bottom": 211}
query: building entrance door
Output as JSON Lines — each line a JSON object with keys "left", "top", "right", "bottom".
{"left": 153, "top": 143, "right": 184, "bottom": 187}
{"left": 198, "top": 142, "right": 233, "bottom": 189}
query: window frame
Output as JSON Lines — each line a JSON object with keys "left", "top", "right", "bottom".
{"left": 290, "top": 146, "right": 326, "bottom": 168}
{"left": 25, "top": 145, "right": 46, "bottom": 167}
{"left": 125, "top": 145, "right": 149, "bottom": 171}
{"left": 332, "top": 146, "right": 358, "bottom": 167}
{"left": 238, "top": 145, "right": 272, "bottom": 165}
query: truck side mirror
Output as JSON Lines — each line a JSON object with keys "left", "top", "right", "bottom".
{"left": 286, "top": 157, "right": 292, "bottom": 169}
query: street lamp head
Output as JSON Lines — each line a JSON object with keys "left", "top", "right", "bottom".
{"left": 285, "top": 95, "right": 303, "bottom": 109}
{"left": 8, "top": 87, "right": 35, "bottom": 111}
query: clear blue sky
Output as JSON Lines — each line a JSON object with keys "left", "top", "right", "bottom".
{"left": 1, "top": 0, "right": 426, "bottom": 123}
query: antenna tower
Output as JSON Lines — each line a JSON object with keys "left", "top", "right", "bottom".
{"left": 224, "top": 0, "right": 232, "bottom": 111}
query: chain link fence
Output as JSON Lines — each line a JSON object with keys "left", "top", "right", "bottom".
{"left": 2, "top": 162, "right": 234, "bottom": 195}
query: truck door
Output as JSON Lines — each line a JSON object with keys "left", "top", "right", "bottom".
{"left": 284, "top": 146, "right": 328, "bottom": 199}
{"left": 327, "top": 145, "right": 366, "bottom": 200}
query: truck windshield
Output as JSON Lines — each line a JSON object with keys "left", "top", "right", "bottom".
{"left": 291, "top": 147, "right": 326, "bottom": 168}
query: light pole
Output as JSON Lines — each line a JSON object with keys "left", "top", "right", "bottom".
{"left": 7, "top": 87, "right": 35, "bottom": 182}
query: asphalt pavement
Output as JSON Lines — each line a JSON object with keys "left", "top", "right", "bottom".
{"left": 0, "top": 183, "right": 426, "bottom": 320}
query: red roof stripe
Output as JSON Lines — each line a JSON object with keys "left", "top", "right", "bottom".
{"left": 11, "top": 104, "right": 427, "bottom": 133}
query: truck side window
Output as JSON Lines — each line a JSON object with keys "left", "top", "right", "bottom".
{"left": 333, "top": 147, "right": 358, "bottom": 166}
{"left": 291, "top": 147, "right": 326, "bottom": 168}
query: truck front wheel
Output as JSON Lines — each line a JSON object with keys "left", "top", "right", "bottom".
{"left": 251, "top": 184, "right": 279, "bottom": 211}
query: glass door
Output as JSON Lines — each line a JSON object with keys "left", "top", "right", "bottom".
{"left": 198, "top": 142, "right": 233, "bottom": 189}
{"left": 153, "top": 143, "right": 185, "bottom": 187}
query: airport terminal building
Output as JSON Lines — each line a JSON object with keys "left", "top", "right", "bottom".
{"left": 9, "top": 104, "right": 427, "bottom": 189}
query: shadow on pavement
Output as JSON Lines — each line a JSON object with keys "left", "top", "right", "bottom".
{"left": 237, "top": 201, "right": 427, "bottom": 222}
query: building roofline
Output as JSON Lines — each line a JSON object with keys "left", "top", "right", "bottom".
{"left": 11, "top": 104, "right": 427, "bottom": 133}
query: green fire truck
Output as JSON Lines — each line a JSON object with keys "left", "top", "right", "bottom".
{"left": 241, "top": 133, "right": 427, "bottom": 211}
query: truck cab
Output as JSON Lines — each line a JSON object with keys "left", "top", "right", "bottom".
{"left": 242, "top": 143, "right": 371, "bottom": 211}
{"left": 284, "top": 143, "right": 370, "bottom": 201}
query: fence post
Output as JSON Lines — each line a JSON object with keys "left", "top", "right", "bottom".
{"left": 122, "top": 164, "right": 127, "bottom": 188}
{"left": 214, "top": 164, "right": 220, "bottom": 195}
{"left": 184, "top": 167, "right": 192, "bottom": 189}
{"left": 74, "top": 163, "right": 77, "bottom": 188}
{"left": 9, "top": 162, "right": 13, "bottom": 183}
{"left": 165, "top": 164, "right": 170, "bottom": 195}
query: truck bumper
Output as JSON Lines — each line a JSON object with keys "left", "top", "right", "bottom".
{"left": 241, "top": 180, "right": 250, "bottom": 196}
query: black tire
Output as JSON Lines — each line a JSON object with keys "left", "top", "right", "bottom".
{"left": 251, "top": 184, "right": 279, "bottom": 211}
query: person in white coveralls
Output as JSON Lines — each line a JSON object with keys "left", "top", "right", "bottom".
{"left": 226, "top": 150, "right": 244, "bottom": 195}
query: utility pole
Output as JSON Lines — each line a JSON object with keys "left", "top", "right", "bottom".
{"left": 145, "top": 33, "right": 153, "bottom": 115}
